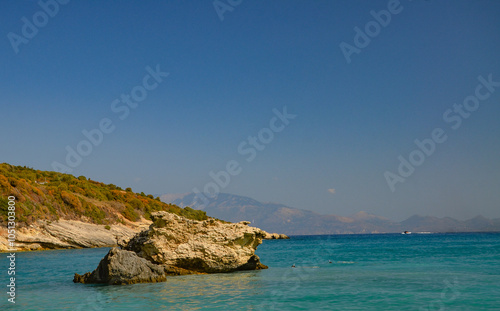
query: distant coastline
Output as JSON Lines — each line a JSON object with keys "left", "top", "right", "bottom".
{"left": 169, "top": 193, "right": 500, "bottom": 236}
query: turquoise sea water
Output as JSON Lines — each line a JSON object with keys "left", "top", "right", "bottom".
{"left": 1, "top": 232, "right": 499, "bottom": 310}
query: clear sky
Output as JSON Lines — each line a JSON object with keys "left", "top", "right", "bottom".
{"left": 1, "top": 0, "right": 499, "bottom": 221}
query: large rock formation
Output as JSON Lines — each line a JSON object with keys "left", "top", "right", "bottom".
{"left": 74, "top": 212, "right": 268, "bottom": 284}
{"left": 73, "top": 247, "right": 167, "bottom": 285}
{"left": 125, "top": 212, "right": 268, "bottom": 274}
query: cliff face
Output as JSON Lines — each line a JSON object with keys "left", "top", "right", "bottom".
{"left": 74, "top": 211, "right": 268, "bottom": 284}
{"left": 0, "top": 218, "right": 150, "bottom": 252}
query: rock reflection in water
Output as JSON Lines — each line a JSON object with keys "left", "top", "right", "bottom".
{"left": 94, "top": 271, "right": 266, "bottom": 309}
{"left": 159, "top": 272, "right": 265, "bottom": 305}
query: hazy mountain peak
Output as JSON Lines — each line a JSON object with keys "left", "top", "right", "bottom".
{"left": 159, "top": 192, "right": 500, "bottom": 235}
{"left": 468, "top": 215, "right": 487, "bottom": 221}
{"left": 350, "top": 211, "right": 390, "bottom": 221}
{"left": 160, "top": 193, "right": 190, "bottom": 204}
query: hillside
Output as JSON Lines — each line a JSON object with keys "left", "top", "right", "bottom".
{"left": 168, "top": 192, "right": 500, "bottom": 235}
{"left": 0, "top": 163, "right": 207, "bottom": 227}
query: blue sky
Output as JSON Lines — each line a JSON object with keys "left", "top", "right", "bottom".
{"left": 1, "top": 0, "right": 499, "bottom": 220}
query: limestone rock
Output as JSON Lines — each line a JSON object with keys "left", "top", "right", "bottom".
{"left": 263, "top": 232, "right": 290, "bottom": 240}
{"left": 73, "top": 247, "right": 167, "bottom": 285}
{"left": 0, "top": 219, "right": 150, "bottom": 252}
{"left": 125, "top": 212, "right": 268, "bottom": 274}
{"left": 237, "top": 220, "right": 289, "bottom": 239}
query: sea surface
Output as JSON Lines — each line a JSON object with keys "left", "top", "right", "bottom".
{"left": 1, "top": 232, "right": 499, "bottom": 310}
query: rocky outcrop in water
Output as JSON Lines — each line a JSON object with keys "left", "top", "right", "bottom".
{"left": 263, "top": 232, "right": 289, "bottom": 240}
{"left": 73, "top": 247, "right": 167, "bottom": 285}
{"left": 125, "top": 212, "right": 268, "bottom": 274}
{"left": 74, "top": 212, "right": 268, "bottom": 284}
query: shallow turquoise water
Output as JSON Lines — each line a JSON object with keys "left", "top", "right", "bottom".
{"left": 1, "top": 232, "right": 499, "bottom": 310}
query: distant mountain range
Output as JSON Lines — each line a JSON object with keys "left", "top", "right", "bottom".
{"left": 162, "top": 192, "right": 500, "bottom": 235}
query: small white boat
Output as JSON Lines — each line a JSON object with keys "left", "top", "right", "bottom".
{"left": 401, "top": 231, "right": 412, "bottom": 234}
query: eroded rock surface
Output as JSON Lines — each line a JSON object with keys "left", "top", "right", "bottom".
{"left": 0, "top": 218, "right": 150, "bottom": 252}
{"left": 263, "top": 232, "right": 290, "bottom": 240}
{"left": 125, "top": 212, "right": 268, "bottom": 274}
{"left": 73, "top": 247, "right": 167, "bottom": 285}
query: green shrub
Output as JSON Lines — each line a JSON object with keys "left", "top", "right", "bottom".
{"left": 0, "top": 197, "right": 9, "bottom": 222}
{"left": 61, "top": 191, "right": 82, "bottom": 211}
{"left": 122, "top": 203, "right": 139, "bottom": 221}
{"left": 129, "top": 198, "right": 144, "bottom": 210}
{"left": 181, "top": 206, "right": 208, "bottom": 221}
{"left": 83, "top": 203, "right": 106, "bottom": 224}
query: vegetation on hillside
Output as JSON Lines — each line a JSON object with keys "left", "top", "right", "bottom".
{"left": 0, "top": 163, "right": 207, "bottom": 227}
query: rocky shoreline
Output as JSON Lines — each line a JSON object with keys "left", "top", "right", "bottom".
{"left": 74, "top": 212, "right": 272, "bottom": 284}
{"left": 0, "top": 218, "right": 150, "bottom": 252}
{"left": 0, "top": 216, "right": 288, "bottom": 253}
